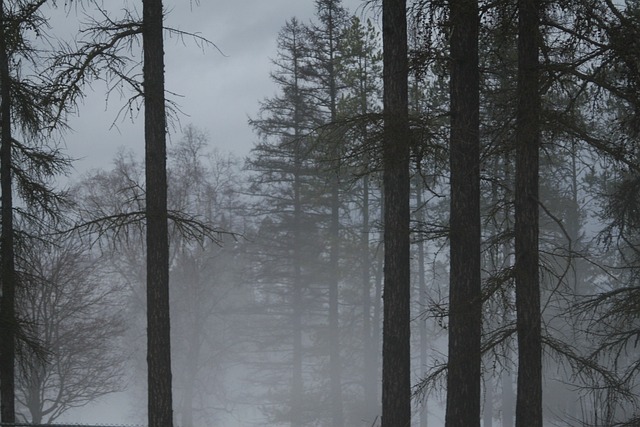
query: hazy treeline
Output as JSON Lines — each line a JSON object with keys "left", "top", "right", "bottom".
{"left": 3, "top": 0, "right": 640, "bottom": 427}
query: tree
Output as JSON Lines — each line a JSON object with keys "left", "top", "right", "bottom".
{"left": 167, "top": 127, "right": 248, "bottom": 427}
{"left": 380, "top": 0, "right": 411, "bottom": 426}
{"left": 0, "top": 2, "right": 72, "bottom": 422}
{"left": 71, "top": 126, "right": 248, "bottom": 426}
{"left": 305, "top": 2, "right": 350, "bottom": 424}
{"left": 445, "top": 0, "right": 481, "bottom": 426}
{"left": 0, "top": 1, "right": 17, "bottom": 421}
{"left": 15, "top": 233, "right": 126, "bottom": 424}
{"left": 514, "top": 0, "right": 542, "bottom": 425}
{"left": 338, "top": 15, "right": 383, "bottom": 423}
{"left": 247, "top": 17, "right": 324, "bottom": 426}
{"left": 142, "top": 1, "right": 173, "bottom": 426}
{"left": 58, "top": 2, "right": 181, "bottom": 425}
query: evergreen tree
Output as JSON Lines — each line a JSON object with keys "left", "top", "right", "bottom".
{"left": 247, "top": 17, "right": 324, "bottom": 426}
{"left": 446, "top": 0, "right": 482, "bottom": 425}
{"left": 141, "top": 1, "right": 173, "bottom": 426}
{"left": 305, "top": 2, "right": 350, "bottom": 423}
{"left": 380, "top": 0, "right": 411, "bottom": 425}
{"left": 0, "top": 1, "right": 17, "bottom": 419}
{"left": 0, "top": 2, "right": 71, "bottom": 421}
{"left": 514, "top": 0, "right": 542, "bottom": 425}
{"left": 338, "top": 15, "right": 383, "bottom": 424}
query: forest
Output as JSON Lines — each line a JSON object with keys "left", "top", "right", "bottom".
{"left": 1, "top": 0, "right": 640, "bottom": 426}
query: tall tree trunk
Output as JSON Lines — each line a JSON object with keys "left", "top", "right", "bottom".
{"left": 290, "top": 44, "right": 305, "bottom": 424}
{"left": 326, "top": 5, "right": 344, "bottom": 424}
{"left": 445, "top": 0, "right": 481, "bottom": 425}
{"left": 416, "top": 179, "right": 429, "bottom": 427}
{"left": 514, "top": 0, "right": 542, "bottom": 425}
{"left": 381, "top": 0, "right": 411, "bottom": 426}
{"left": 291, "top": 151, "right": 304, "bottom": 427}
{"left": 143, "top": 1, "right": 173, "bottom": 427}
{"left": 0, "top": 0, "right": 16, "bottom": 422}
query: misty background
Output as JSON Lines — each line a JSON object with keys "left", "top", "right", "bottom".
{"left": 5, "top": 0, "right": 640, "bottom": 426}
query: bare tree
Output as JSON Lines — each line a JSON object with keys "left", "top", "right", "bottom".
{"left": 15, "top": 234, "right": 126, "bottom": 424}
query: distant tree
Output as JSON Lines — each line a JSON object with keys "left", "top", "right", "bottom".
{"left": 305, "top": 2, "right": 350, "bottom": 424}
{"left": 15, "top": 233, "right": 126, "bottom": 424}
{"left": 380, "top": 0, "right": 411, "bottom": 427}
{"left": 445, "top": 0, "right": 482, "bottom": 426}
{"left": 338, "top": 15, "right": 383, "bottom": 424}
{"left": 167, "top": 126, "right": 248, "bottom": 427}
{"left": 72, "top": 128, "right": 247, "bottom": 427}
{"left": 247, "top": 17, "right": 324, "bottom": 426}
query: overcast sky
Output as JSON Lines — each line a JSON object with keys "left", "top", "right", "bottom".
{"left": 60, "top": 0, "right": 368, "bottom": 179}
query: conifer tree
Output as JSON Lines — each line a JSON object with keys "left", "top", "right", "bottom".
{"left": 247, "top": 17, "right": 322, "bottom": 426}
{"left": 0, "top": 2, "right": 71, "bottom": 421}
{"left": 446, "top": 0, "right": 481, "bottom": 425}
{"left": 0, "top": 1, "right": 17, "bottom": 419}
{"left": 514, "top": 0, "right": 542, "bottom": 425}
{"left": 338, "top": 15, "right": 383, "bottom": 423}
{"left": 142, "top": 1, "right": 173, "bottom": 426}
{"left": 305, "top": 2, "right": 350, "bottom": 423}
{"left": 380, "top": 0, "right": 411, "bottom": 425}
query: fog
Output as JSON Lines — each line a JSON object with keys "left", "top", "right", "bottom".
{"left": 7, "top": 0, "right": 640, "bottom": 427}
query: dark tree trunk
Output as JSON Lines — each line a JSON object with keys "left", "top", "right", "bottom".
{"left": 142, "top": 1, "right": 173, "bottom": 427}
{"left": 381, "top": 0, "right": 411, "bottom": 426}
{"left": 0, "top": 0, "right": 16, "bottom": 423}
{"left": 514, "top": 0, "right": 542, "bottom": 425}
{"left": 445, "top": 0, "right": 481, "bottom": 426}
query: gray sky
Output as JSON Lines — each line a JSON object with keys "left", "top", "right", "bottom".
{"left": 62, "top": 0, "right": 368, "bottom": 179}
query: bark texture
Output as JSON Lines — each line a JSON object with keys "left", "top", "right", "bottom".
{"left": 381, "top": 0, "right": 411, "bottom": 426}
{"left": 445, "top": 0, "right": 482, "bottom": 426}
{"left": 143, "top": 1, "right": 173, "bottom": 427}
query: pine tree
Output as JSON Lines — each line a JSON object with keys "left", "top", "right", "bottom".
{"left": 0, "top": 2, "right": 71, "bottom": 421}
{"left": 0, "top": 1, "right": 17, "bottom": 420}
{"left": 142, "top": 1, "right": 173, "bottom": 426}
{"left": 247, "top": 17, "right": 323, "bottom": 426}
{"left": 446, "top": 0, "right": 482, "bottom": 425}
{"left": 380, "top": 0, "right": 411, "bottom": 425}
{"left": 514, "top": 0, "right": 542, "bottom": 425}
{"left": 305, "top": 2, "right": 350, "bottom": 423}
{"left": 337, "top": 15, "right": 383, "bottom": 423}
